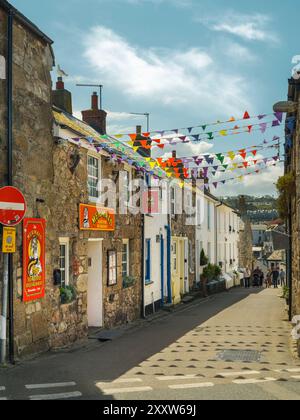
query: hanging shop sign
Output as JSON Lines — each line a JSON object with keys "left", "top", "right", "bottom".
{"left": 23, "top": 218, "right": 46, "bottom": 302}
{"left": 2, "top": 227, "right": 16, "bottom": 253}
{"left": 79, "top": 204, "right": 115, "bottom": 232}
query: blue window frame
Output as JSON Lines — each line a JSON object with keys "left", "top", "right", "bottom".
{"left": 145, "top": 239, "right": 151, "bottom": 283}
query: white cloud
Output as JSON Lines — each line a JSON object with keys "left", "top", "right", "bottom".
{"left": 82, "top": 26, "right": 252, "bottom": 116}
{"left": 215, "top": 162, "right": 283, "bottom": 196}
{"left": 199, "top": 13, "right": 279, "bottom": 44}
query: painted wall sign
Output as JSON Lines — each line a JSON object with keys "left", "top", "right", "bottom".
{"left": 23, "top": 218, "right": 46, "bottom": 302}
{"left": 79, "top": 204, "right": 115, "bottom": 231}
{"left": 2, "top": 227, "right": 16, "bottom": 253}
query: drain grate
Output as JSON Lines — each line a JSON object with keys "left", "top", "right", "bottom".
{"left": 217, "top": 349, "right": 262, "bottom": 362}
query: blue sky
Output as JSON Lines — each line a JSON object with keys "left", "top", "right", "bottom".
{"left": 10, "top": 0, "right": 297, "bottom": 196}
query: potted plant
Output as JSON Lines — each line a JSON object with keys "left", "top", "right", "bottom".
{"left": 60, "top": 285, "right": 77, "bottom": 304}
{"left": 200, "top": 249, "right": 209, "bottom": 267}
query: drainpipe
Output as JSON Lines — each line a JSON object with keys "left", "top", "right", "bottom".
{"left": 7, "top": 10, "right": 14, "bottom": 364}
{"left": 141, "top": 211, "right": 145, "bottom": 319}
{"left": 160, "top": 234, "right": 164, "bottom": 305}
{"left": 165, "top": 223, "right": 172, "bottom": 304}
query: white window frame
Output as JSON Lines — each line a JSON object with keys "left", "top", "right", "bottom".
{"left": 207, "top": 202, "right": 211, "bottom": 231}
{"left": 88, "top": 155, "right": 101, "bottom": 202}
{"left": 171, "top": 187, "right": 176, "bottom": 217}
{"left": 59, "top": 237, "right": 70, "bottom": 287}
{"left": 122, "top": 239, "right": 130, "bottom": 279}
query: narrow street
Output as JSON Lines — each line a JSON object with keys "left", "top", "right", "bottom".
{"left": 1, "top": 287, "right": 299, "bottom": 401}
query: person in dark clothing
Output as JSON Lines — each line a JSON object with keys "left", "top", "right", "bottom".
{"left": 272, "top": 267, "right": 280, "bottom": 288}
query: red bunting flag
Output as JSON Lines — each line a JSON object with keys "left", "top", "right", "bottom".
{"left": 248, "top": 125, "right": 253, "bottom": 133}
{"left": 157, "top": 144, "right": 165, "bottom": 149}
{"left": 240, "top": 152, "right": 247, "bottom": 160}
{"left": 143, "top": 132, "right": 151, "bottom": 138}
{"left": 243, "top": 162, "right": 249, "bottom": 168}
{"left": 243, "top": 111, "right": 250, "bottom": 120}
{"left": 251, "top": 150, "right": 257, "bottom": 156}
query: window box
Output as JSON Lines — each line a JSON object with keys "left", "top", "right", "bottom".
{"left": 123, "top": 276, "right": 136, "bottom": 289}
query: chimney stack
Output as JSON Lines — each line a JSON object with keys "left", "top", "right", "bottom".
{"left": 133, "top": 125, "right": 151, "bottom": 158}
{"left": 81, "top": 92, "right": 107, "bottom": 135}
{"left": 52, "top": 77, "right": 73, "bottom": 114}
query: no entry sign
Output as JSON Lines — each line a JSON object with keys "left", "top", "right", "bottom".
{"left": 0, "top": 186, "right": 26, "bottom": 226}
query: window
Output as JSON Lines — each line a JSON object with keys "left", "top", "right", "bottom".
{"left": 171, "top": 187, "right": 176, "bottom": 216}
{"left": 88, "top": 155, "right": 100, "bottom": 201}
{"left": 122, "top": 240, "right": 130, "bottom": 279}
{"left": 123, "top": 170, "right": 131, "bottom": 208}
{"left": 207, "top": 242, "right": 211, "bottom": 262}
{"left": 207, "top": 202, "right": 211, "bottom": 231}
{"left": 59, "top": 238, "right": 69, "bottom": 287}
{"left": 173, "top": 241, "right": 177, "bottom": 272}
{"left": 107, "top": 250, "right": 117, "bottom": 286}
{"left": 145, "top": 239, "right": 151, "bottom": 283}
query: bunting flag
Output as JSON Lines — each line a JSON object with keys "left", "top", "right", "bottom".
{"left": 216, "top": 153, "right": 225, "bottom": 164}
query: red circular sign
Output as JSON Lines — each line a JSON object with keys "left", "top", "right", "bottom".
{"left": 0, "top": 186, "right": 26, "bottom": 226}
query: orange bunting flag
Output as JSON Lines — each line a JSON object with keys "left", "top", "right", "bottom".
{"left": 243, "top": 111, "right": 250, "bottom": 120}
{"left": 157, "top": 144, "right": 165, "bottom": 149}
{"left": 228, "top": 116, "right": 236, "bottom": 122}
{"left": 129, "top": 134, "right": 137, "bottom": 141}
{"left": 140, "top": 140, "right": 151, "bottom": 149}
{"left": 143, "top": 133, "right": 151, "bottom": 138}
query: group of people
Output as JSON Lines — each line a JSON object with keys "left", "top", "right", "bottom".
{"left": 243, "top": 266, "right": 286, "bottom": 289}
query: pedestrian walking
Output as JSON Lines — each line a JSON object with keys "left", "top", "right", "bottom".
{"left": 244, "top": 267, "right": 251, "bottom": 288}
{"left": 266, "top": 270, "right": 272, "bottom": 288}
{"left": 280, "top": 269, "right": 286, "bottom": 287}
{"left": 272, "top": 266, "right": 280, "bottom": 289}
{"left": 252, "top": 267, "right": 261, "bottom": 287}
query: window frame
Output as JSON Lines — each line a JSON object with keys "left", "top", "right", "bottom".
{"left": 107, "top": 250, "right": 117, "bottom": 286}
{"left": 122, "top": 239, "right": 130, "bottom": 280}
{"left": 145, "top": 239, "right": 151, "bottom": 284}
{"left": 59, "top": 237, "right": 70, "bottom": 287}
{"left": 87, "top": 154, "right": 101, "bottom": 202}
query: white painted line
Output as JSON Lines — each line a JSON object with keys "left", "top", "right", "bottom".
{"left": 233, "top": 377, "right": 277, "bottom": 385}
{"left": 169, "top": 382, "right": 214, "bottom": 390}
{"left": 274, "top": 368, "right": 300, "bottom": 373}
{"left": 157, "top": 375, "right": 197, "bottom": 381}
{"left": 102, "top": 386, "right": 152, "bottom": 395}
{"left": 291, "top": 375, "right": 300, "bottom": 379}
{"left": 0, "top": 387, "right": 5, "bottom": 392}
{"left": 0, "top": 202, "right": 25, "bottom": 211}
{"left": 96, "top": 378, "right": 143, "bottom": 386}
{"left": 218, "top": 371, "right": 260, "bottom": 378}
{"left": 0, "top": 397, "right": 8, "bottom": 401}
{"left": 29, "top": 391, "right": 82, "bottom": 400}
{"left": 25, "top": 382, "right": 76, "bottom": 390}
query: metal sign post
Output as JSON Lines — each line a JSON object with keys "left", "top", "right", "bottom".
{"left": 0, "top": 252, "right": 9, "bottom": 365}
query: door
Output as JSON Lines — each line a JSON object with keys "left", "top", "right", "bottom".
{"left": 196, "top": 240, "right": 200, "bottom": 284}
{"left": 171, "top": 238, "right": 181, "bottom": 305}
{"left": 184, "top": 238, "right": 189, "bottom": 293}
{"left": 87, "top": 240, "right": 103, "bottom": 327}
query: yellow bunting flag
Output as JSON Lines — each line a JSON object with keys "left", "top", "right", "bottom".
{"left": 114, "top": 134, "right": 124, "bottom": 139}
{"left": 228, "top": 151, "right": 235, "bottom": 160}
{"left": 150, "top": 162, "right": 157, "bottom": 169}
{"left": 219, "top": 130, "right": 227, "bottom": 136}
{"left": 133, "top": 146, "right": 139, "bottom": 152}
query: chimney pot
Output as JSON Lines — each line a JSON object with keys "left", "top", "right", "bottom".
{"left": 136, "top": 125, "right": 142, "bottom": 135}
{"left": 172, "top": 151, "right": 177, "bottom": 159}
{"left": 91, "top": 92, "right": 99, "bottom": 110}
{"left": 56, "top": 77, "right": 64, "bottom": 90}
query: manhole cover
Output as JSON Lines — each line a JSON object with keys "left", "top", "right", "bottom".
{"left": 217, "top": 349, "right": 262, "bottom": 362}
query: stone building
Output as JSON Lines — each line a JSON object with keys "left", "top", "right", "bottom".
{"left": 238, "top": 196, "right": 254, "bottom": 269}
{"left": 283, "top": 75, "right": 300, "bottom": 355}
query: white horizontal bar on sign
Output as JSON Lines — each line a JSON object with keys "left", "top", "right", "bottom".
{"left": 25, "top": 382, "right": 76, "bottom": 390}
{"left": 0, "top": 202, "right": 25, "bottom": 211}
{"left": 29, "top": 391, "right": 82, "bottom": 400}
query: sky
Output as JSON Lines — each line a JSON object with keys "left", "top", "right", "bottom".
{"left": 10, "top": 0, "right": 298, "bottom": 196}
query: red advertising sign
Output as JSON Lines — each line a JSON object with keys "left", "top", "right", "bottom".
{"left": 142, "top": 189, "right": 159, "bottom": 215}
{"left": 79, "top": 204, "right": 115, "bottom": 231}
{"left": 23, "top": 218, "right": 46, "bottom": 302}
{"left": 0, "top": 186, "right": 26, "bottom": 226}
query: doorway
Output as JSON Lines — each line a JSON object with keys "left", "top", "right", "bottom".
{"left": 87, "top": 240, "right": 103, "bottom": 328}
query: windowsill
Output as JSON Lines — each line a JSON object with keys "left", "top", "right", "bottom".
{"left": 145, "top": 281, "right": 154, "bottom": 286}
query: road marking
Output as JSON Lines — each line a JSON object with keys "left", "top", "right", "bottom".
{"left": 233, "top": 377, "right": 277, "bottom": 385}
{"left": 274, "top": 368, "right": 300, "bottom": 373}
{"left": 29, "top": 391, "right": 82, "bottom": 400}
{"left": 102, "top": 386, "right": 152, "bottom": 395}
{"left": 291, "top": 375, "right": 300, "bottom": 379}
{"left": 96, "top": 378, "right": 143, "bottom": 386}
{"left": 157, "top": 375, "right": 197, "bottom": 381}
{"left": 169, "top": 382, "right": 214, "bottom": 390}
{"left": 0, "top": 387, "right": 5, "bottom": 391}
{"left": 218, "top": 371, "right": 260, "bottom": 378}
{"left": 25, "top": 382, "right": 76, "bottom": 390}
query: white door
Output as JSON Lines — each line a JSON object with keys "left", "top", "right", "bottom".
{"left": 87, "top": 240, "right": 103, "bottom": 327}
{"left": 184, "top": 239, "right": 189, "bottom": 293}
{"left": 196, "top": 240, "right": 200, "bottom": 284}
